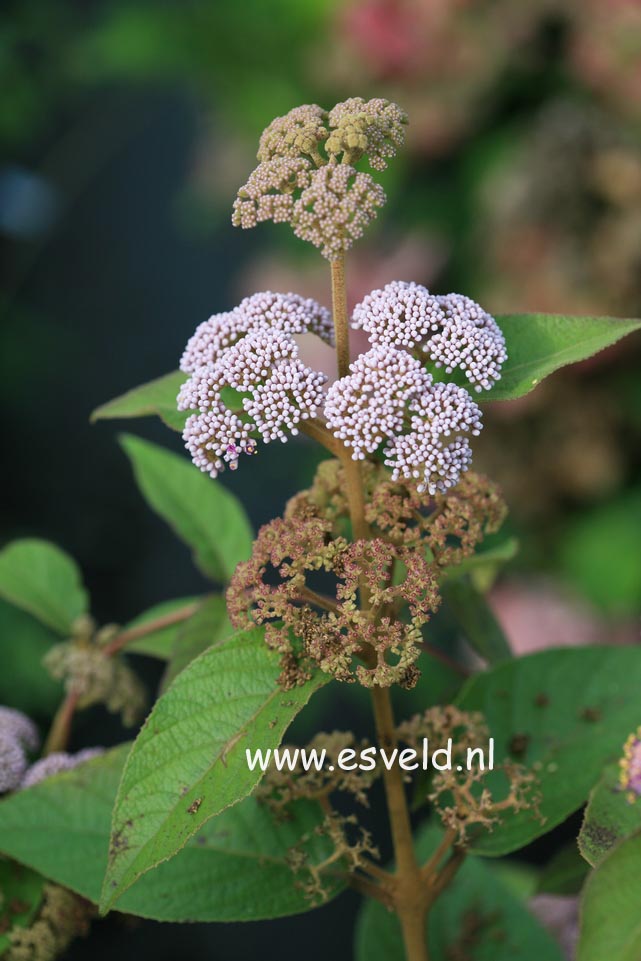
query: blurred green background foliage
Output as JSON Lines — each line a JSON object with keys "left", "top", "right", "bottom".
{"left": 1, "top": 1, "right": 640, "bottom": 957}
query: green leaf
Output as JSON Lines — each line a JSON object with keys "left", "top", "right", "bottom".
{"left": 0, "top": 540, "right": 88, "bottom": 635}
{"left": 355, "top": 823, "right": 563, "bottom": 961}
{"left": 101, "top": 627, "right": 328, "bottom": 913}
{"left": 120, "top": 433, "right": 253, "bottom": 582}
{"left": 440, "top": 538, "right": 519, "bottom": 585}
{"left": 442, "top": 578, "right": 512, "bottom": 663}
{"left": 457, "top": 647, "right": 641, "bottom": 856}
{"left": 536, "top": 842, "right": 589, "bottom": 895}
{"left": 0, "top": 747, "right": 343, "bottom": 922}
{"left": 0, "top": 860, "right": 45, "bottom": 955}
{"left": 162, "top": 594, "right": 232, "bottom": 687}
{"left": 90, "top": 370, "right": 187, "bottom": 432}
{"left": 578, "top": 830, "right": 641, "bottom": 961}
{"left": 0, "top": 601, "right": 62, "bottom": 714}
{"left": 219, "top": 386, "right": 252, "bottom": 411}
{"left": 484, "top": 314, "right": 641, "bottom": 402}
{"left": 579, "top": 763, "right": 641, "bottom": 868}
{"left": 123, "top": 596, "right": 202, "bottom": 658}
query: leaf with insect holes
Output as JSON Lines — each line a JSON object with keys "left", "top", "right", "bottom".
{"left": 0, "top": 747, "right": 343, "bottom": 921}
{"left": 457, "top": 646, "right": 641, "bottom": 856}
{"left": 482, "top": 314, "right": 641, "bottom": 401}
{"left": 100, "top": 627, "right": 328, "bottom": 914}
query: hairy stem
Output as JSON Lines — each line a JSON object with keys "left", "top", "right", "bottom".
{"left": 370, "top": 686, "right": 419, "bottom": 879}
{"left": 102, "top": 601, "right": 201, "bottom": 657}
{"left": 331, "top": 255, "right": 350, "bottom": 379}
{"left": 330, "top": 254, "right": 427, "bottom": 961}
{"left": 299, "top": 417, "right": 343, "bottom": 456}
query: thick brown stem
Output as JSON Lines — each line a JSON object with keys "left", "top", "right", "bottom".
{"left": 331, "top": 255, "right": 350, "bottom": 379}
{"left": 329, "top": 253, "right": 428, "bottom": 961}
{"left": 398, "top": 906, "right": 429, "bottom": 961}
{"left": 370, "top": 686, "right": 419, "bottom": 878}
{"left": 298, "top": 417, "right": 343, "bottom": 456}
{"left": 340, "top": 453, "right": 370, "bottom": 542}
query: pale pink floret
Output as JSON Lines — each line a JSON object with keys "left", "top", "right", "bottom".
{"left": 431, "top": 294, "right": 507, "bottom": 393}
{"left": 179, "top": 309, "right": 253, "bottom": 373}
{"left": 292, "top": 165, "right": 386, "bottom": 261}
{"left": 384, "top": 383, "right": 482, "bottom": 494}
{"left": 352, "top": 282, "right": 506, "bottom": 392}
{"left": 0, "top": 734, "right": 27, "bottom": 793}
{"left": 237, "top": 291, "right": 334, "bottom": 346}
{"left": 324, "top": 346, "right": 431, "bottom": 459}
{"left": 21, "top": 748, "right": 104, "bottom": 789}
{"left": 244, "top": 359, "right": 327, "bottom": 443}
{"left": 0, "top": 706, "right": 39, "bottom": 752}
{"left": 183, "top": 407, "right": 255, "bottom": 477}
{"left": 177, "top": 364, "right": 223, "bottom": 413}
{"left": 352, "top": 281, "right": 445, "bottom": 349}
{"left": 217, "top": 327, "right": 298, "bottom": 392}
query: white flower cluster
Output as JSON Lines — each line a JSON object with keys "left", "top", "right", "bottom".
{"left": 352, "top": 282, "right": 506, "bottom": 393}
{"left": 179, "top": 292, "right": 330, "bottom": 477}
{"left": 21, "top": 748, "right": 104, "bottom": 788}
{"left": 0, "top": 706, "right": 39, "bottom": 792}
{"left": 324, "top": 346, "right": 429, "bottom": 459}
{"left": 324, "top": 346, "right": 482, "bottom": 494}
{"left": 291, "top": 165, "right": 386, "bottom": 261}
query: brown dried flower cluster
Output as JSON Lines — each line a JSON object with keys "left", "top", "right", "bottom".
{"left": 288, "top": 459, "right": 507, "bottom": 567}
{"left": 257, "top": 731, "right": 380, "bottom": 809}
{"left": 226, "top": 508, "right": 440, "bottom": 690}
{"left": 398, "top": 706, "right": 541, "bottom": 842}
{"left": 286, "top": 811, "right": 380, "bottom": 905}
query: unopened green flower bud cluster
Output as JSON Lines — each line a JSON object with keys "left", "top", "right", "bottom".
{"left": 232, "top": 98, "right": 407, "bottom": 259}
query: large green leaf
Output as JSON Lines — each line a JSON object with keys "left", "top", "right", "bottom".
{"left": 162, "top": 594, "right": 232, "bottom": 687}
{"left": 457, "top": 647, "right": 641, "bottom": 855}
{"left": 355, "top": 824, "right": 563, "bottom": 960}
{"left": 120, "top": 434, "right": 253, "bottom": 582}
{"left": 442, "top": 578, "right": 512, "bottom": 663}
{"left": 0, "top": 860, "right": 45, "bottom": 956}
{"left": 123, "top": 596, "right": 203, "bottom": 658}
{"left": 536, "top": 842, "right": 589, "bottom": 896}
{"left": 484, "top": 314, "right": 641, "bottom": 402}
{"left": 579, "top": 763, "right": 641, "bottom": 868}
{"left": 0, "top": 747, "right": 342, "bottom": 922}
{"left": 578, "top": 830, "right": 641, "bottom": 961}
{"left": 101, "top": 627, "right": 328, "bottom": 913}
{"left": 90, "top": 370, "right": 187, "bottom": 432}
{"left": 0, "top": 540, "right": 88, "bottom": 635}
{"left": 0, "top": 601, "right": 62, "bottom": 713}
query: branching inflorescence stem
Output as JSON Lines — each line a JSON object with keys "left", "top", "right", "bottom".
{"left": 327, "top": 253, "right": 451, "bottom": 961}
{"left": 43, "top": 601, "right": 201, "bottom": 755}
